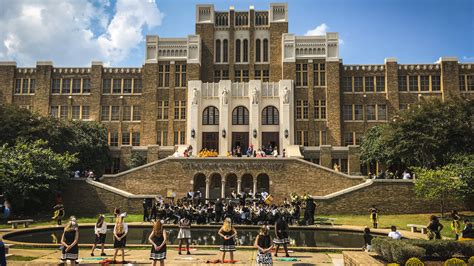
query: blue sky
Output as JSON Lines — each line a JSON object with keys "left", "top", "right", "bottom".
{"left": 0, "top": 0, "right": 472, "bottom": 66}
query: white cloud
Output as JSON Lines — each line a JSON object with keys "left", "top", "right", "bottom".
{"left": 0, "top": 0, "right": 164, "bottom": 66}
{"left": 305, "top": 23, "right": 329, "bottom": 36}
{"left": 462, "top": 56, "right": 474, "bottom": 61}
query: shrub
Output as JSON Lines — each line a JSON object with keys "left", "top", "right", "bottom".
{"left": 373, "top": 238, "right": 394, "bottom": 262}
{"left": 461, "top": 242, "right": 474, "bottom": 258}
{"left": 468, "top": 256, "right": 474, "bottom": 266}
{"left": 405, "top": 257, "right": 424, "bottom": 266}
{"left": 444, "top": 258, "right": 467, "bottom": 266}
{"left": 409, "top": 239, "right": 467, "bottom": 259}
{"left": 391, "top": 241, "right": 425, "bottom": 265}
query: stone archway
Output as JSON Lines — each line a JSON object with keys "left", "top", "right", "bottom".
{"left": 241, "top": 173, "right": 253, "bottom": 193}
{"left": 225, "top": 173, "right": 237, "bottom": 198}
{"left": 209, "top": 173, "right": 222, "bottom": 199}
{"left": 256, "top": 173, "right": 270, "bottom": 193}
{"left": 193, "top": 173, "right": 206, "bottom": 194}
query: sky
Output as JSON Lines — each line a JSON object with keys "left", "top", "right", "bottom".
{"left": 0, "top": 0, "right": 473, "bottom": 67}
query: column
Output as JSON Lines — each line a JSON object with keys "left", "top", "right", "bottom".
{"left": 253, "top": 180, "right": 257, "bottom": 195}
{"left": 147, "top": 145, "right": 160, "bottom": 163}
{"left": 326, "top": 58, "right": 342, "bottom": 146}
{"left": 142, "top": 62, "right": 159, "bottom": 145}
{"left": 221, "top": 180, "right": 226, "bottom": 199}
{"left": 319, "top": 145, "right": 332, "bottom": 169}
{"left": 279, "top": 80, "right": 294, "bottom": 152}
{"left": 205, "top": 177, "right": 210, "bottom": 199}
{"left": 237, "top": 177, "right": 242, "bottom": 193}
{"left": 120, "top": 145, "right": 133, "bottom": 171}
{"left": 440, "top": 57, "right": 460, "bottom": 100}
{"left": 187, "top": 81, "right": 201, "bottom": 152}
{"left": 34, "top": 61, "right": 53, "bottom": 116}
{"left": 219, "top": 80, "right": 232, "bottom": 156}
{"left": 385, "top": 58, "right": 400, "bottom": 118}
{"left": 0, "top": 62, "right": 17, "bottom": 104}
{"left": 249, "top": 80, "right": 261, "bottom": 148}
{"left": 348, "top": 145, "right": 361, "bottom": 175}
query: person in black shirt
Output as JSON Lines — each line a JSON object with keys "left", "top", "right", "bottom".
{"left": 215, "top": 199, "right": 223, "bottom": 223}
{"left": 254, "top": 225, "right": 273, "bottom": 265}
{"left": 427, "top": 215, "right": 444, "bottom": 240}
{"left": 363, "top": 227, "right": 373, "bottom": 252}
{"left": 273, "top": 215, "right": 290, "bottom": 257}
{"left": 461, "top": 219, "right": 474, "bottom": 239}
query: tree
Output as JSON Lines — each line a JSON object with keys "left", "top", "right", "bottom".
{"left": 0, "top": 140, "right": 77, "bottom": 214}
{"left": 130, "top": 152, "right": 147, "bottom": 168}
{"left": 360, "top": 125, "right": 391, "bottom": 166}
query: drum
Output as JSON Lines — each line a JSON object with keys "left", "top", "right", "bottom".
{"left": 264, "top": 195, "right": 273, "bottom": 205}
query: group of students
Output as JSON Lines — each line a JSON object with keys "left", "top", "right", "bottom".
{"left": 59, "top": 207, "right": 292, "bottom": 265}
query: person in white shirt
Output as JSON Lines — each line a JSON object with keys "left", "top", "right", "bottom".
{"left": 272, "top": 147, "right": 279, "bottom": 157}
{"left": 388, "top": 225, "right": 402, "bottom": 240}
{"left": 91, "top": 215, "right": 107, "bottom": 257}
{"left": 402, "top": 170, "right": 411, "bottom": 180}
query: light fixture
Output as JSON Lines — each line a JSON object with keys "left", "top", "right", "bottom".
{"left": 222, "top": 129, "right": 226, "bottom": 138}
{"left": 191, "top": 129, "right": 195, "bottom": 139}
{"left": 253, "top": 129, "right": 257, "bottom": 138}
{"left": 284, "top": 129, "right": 289, "bottom": 139}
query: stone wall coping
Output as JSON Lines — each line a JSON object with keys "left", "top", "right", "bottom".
{"left": 36, "top": 61, "right": 53, "bottom": 66}
{"left": 295, "top": 158, "right": 365, "bottom": 180}
{"left": 0, "top": 61, "right": 16, "bottom": 66}
{"left": 85, "top": 179, "right": 155, "bottom": 198}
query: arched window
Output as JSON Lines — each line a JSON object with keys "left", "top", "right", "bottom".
{"left": 255, "top": 39, "right": 261, "bottom": 62}
{"left": 263, "top": 39, "right": 269, "bottom": 62}
{"left": 215, "top": 40, "right": 221, "bottom": 63}
{"left": 202, "top": 106, "right": 219, "bottom": 125}
{"left": 243, "top": 39, "right": 249, "bottom": 62}
{"left": 223, "top": 39, "right": 228, "bottom": 62}
{"left": 235, "top": 39, "right": 241, "bottom": 63}
{"left": 232, "top": 106, "right": 249, "bottom": 125}
{"left": 262, "top": 106, "right": 279, "bottom": 125}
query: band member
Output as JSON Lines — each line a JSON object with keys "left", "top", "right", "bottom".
{"left": 149, "top": 220, "right": 167, "bottom": 266}
{"left": 113, "top": 214, "right": 128, "bottom": 263}
{"left": 273, "top": 215, "right": 290, "bottom": 257}
{"left": 60, "top": 217, "right": 79, "bottom": 265}
{"left": 368, "top": 206, "right": 378, "bottom": 228}
{"left": 255, "top": 225, "right": 273, "bottom": 265}
{"left": 53, "top": 203, "right": 65, "bottom": 225}
{"left": 218, "top": 218, "right": 237, "bottom": 262}
{"left": 177, "top": 215, "right": 191, "bottom": 255}
{"left": 91, "top": 215, "right": 107, "bottom": 257}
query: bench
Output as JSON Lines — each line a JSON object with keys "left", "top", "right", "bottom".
{"left": 8, "top": 219, "right": 34, "bottom": 229}
{"left": 315, "top": 218, "right": 337, "bottom": 226}
{"left": 407, "top": 224, "right": 428, "bottom": 234}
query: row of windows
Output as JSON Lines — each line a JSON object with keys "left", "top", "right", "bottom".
{"left": 158, "top": 64, "right": 187, "bottom": 87}
{"left": 156, "top": 101, "right": 186, "bottom": 120}
{"left": 343, "top": 104, "right": 387, "bottom": 121}
{"left": 459, "top": 75, "right": 474, "bottom": 91}
{"left": 14, "top": 78, "right": 35, "bottom": 94}
{"left": 52, "top": 78, "right": 91, "bottom": 94}
{"left": 398, "top": 75, "right": 440, "bottom": 92}
{"left": 101, "top": 78, "right": 141, "bottom": 94}
{"left": 213, "top": 69, "right": 269, "bottom": 82}
{"left": 296, "top": 63, "right": 327, "bottom": 87}
{"left": 50, "top": 105, "right": 90, "bottom": 120}
{"left": 109, "top": 131, "right": 141, "bottom": 146}
{"left": 342, "top": 76, "right": 385, "bottom": 93}
{"left": 294, "top": 130, "right": 327, "bottom": 146}
{"left": 214, "top": 13, "right": 269, "bottom": 27}
{"left": 295, "top": 100, "right": 327, "bottom": 120}
{"left": 156, "top": 130, "right": 186, "bottom": 145}
{"left": 343, "top": 132, "right": 364, "bottom": 146}
{"left": 101, "top": 105, "right": 141, "bottom": 121}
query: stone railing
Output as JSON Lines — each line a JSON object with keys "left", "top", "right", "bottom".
{"left": 16, "top": 68, "right": 36, "bottom": 74}
{"left": 343, "top": 65, "right": 385, "bottom": 71}
{"left": 102, "top": 68, "right": 141, "bottom": 74}
{"left": 261, "top": 82, "right": 279, "bottom": 97}
{"left": 201, "top": 82, "right": 219, "bottom": 98}
{"left": 158, "top": 38, "right": 188, "bottom": 59}
{"left": 231, "top": 82, "right": 249, "bottom": 97}
{"left": 398, "top": 64, "right": 440, "bottom": 70}
{"left": 53, "top": 68, "right": 91, "bottom": 74}
{"left": 295, "top": 36, "right": 327, "bottom": 58}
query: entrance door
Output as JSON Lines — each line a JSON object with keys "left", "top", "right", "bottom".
{"left": 262, "top": 132, "right": 279, "bottom": 153}
{"left": 202, "top": 132, "right": 219, "bottom": 152}
{"left": 232, "top": 132, "right": 249, "bottom": 151}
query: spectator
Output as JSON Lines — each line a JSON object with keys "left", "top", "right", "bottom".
{"left": 427, "top": 215, "right": 443, "bottom": 240}
{"left": 388, "top": 225, "right": 402, "bottom": 240}
{"left": 402, "top": 170, "right": 411, "bottom": 180}
{"left": 363, "top": 227, "right": 373, "bottom": 251}
{"left": 461, "top": 219, "right": 474, "bottom": 240}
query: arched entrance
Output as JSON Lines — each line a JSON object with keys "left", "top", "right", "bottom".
{"left": 209, "top": 173, "right": 222, "bottom": 199}
{"left": 241, "top": 174, "right": 253, "bottom": 193}
{"left": 225, "top": 174, "right": 237, "bottom": 198}
{"left": 256, "top": 173, "right": 270, "bottom": 193}
{"left": 193, "top": 173, "right": 206, "bottom": 194}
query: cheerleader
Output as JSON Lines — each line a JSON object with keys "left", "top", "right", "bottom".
{"left": 368, "top": 206, "right": 378, "bottom": 228}
{"left": 60, "top": 217, "right": 79, "bottom": 265}
{"left": 273, "top": 215, "right": 290, "bottom": 257}
{"left": 218, "top": 218, "right": 237, "bottom": 262}
{"left": 52, "top": 203, "right": 65, "bottom": 225}
{"left": 177, "top": 215, "right": 191, "bottom": 255}
{"left": 451, "top": 210, "right": 461, "bottom": 240}
{"left": 90, "top": 215, "right": 107, "bottom": 257}
{"left": 113, "top": 214, "right": 128, "bottom": 263}
{"left": 254, "top": 225, "right": 273, "bottom": 265}
{"left": 149, "top": 220, "right": 167, "bottom": 266}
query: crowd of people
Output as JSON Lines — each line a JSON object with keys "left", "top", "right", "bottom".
{"left": 174, "top": 144, "right": 286, "bottom": 158}
{"left": 368, "top": 169, "right": 414, "bottom": 180}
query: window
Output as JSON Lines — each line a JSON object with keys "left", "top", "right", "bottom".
{"left": 14, "top": 79, "right": 21, "bottom": 94}
{"left": 214, "top": 70, "right": 229, "bottom": 82}
{"left": 174, "top": 131, "right": 186, "bottom": 145}
{"left": 409, "top": 76, "right": 418, "bottom": 91}
{"left": 296, "top": 100, "right": 308, "bottom": 120}
{"left": 255, "top": 39, "right": 261, "bottom": 62}
{"left": 102, "top": 79, "right": 111, "bottom": 94}
{"left": 223, "top": 40, "right": 228, "bottom": 62}
{"left": 175, "top": 64, "right": 186, "bottom": 87}
{"left": 365, "top": 76, "right": 374, "bottom": 92}
{"left": 29, "top": 79, "right": 35, "bottom": 94}
{"left": 21, "top": 79, "right": 29, "bottom": 94}
{"left": 255, "top": 69, "right": 269, "bottom": 82}
{"left": 132, "top": 132, "right": 140, "bottom": 146}
{"left": 101, "top": 106, "right": 110, "bottom": 121}
{"left": 314, "top": 63, "right": 325, "bottom": 86}
{"left": 263, "top": 39, "right": 269, "bottom": 62}
{"left": 123, "top": 106, "right": 132, "bottom": 121}
{"left": 243, "top": 39, "right": 249, "bottom": 62}
{"left": 111, "top": 106, "right": 120, "bottom": 121}
{"left": 50, "top": 106, "right": 59, "bottom": 118}
{"left": 121, "top": 131, "right": 130, "bottom": 145}
{"left": 342, "top": 77, "right": 352, "bottom": 92}
{"left": 62, "top": 79, "right": 71, "bottom": 94}
{"left": 354, "top": 104, "right": 363, "bottom": 120}
{"left": 262, "top": 106, "right": 279, "bottom": 125}
{"left": 399, "top": 103, "right": 408, "bottom": 110}
{"left": 295, "top": 131, "right": 308, "bottom": 146}
{"left": 51, "top": 79, "right": 61, "bottom": 94}
{"left": 109, "top": 131, "right": 119, "bottom": 146}
{"left": 133, "top": 78, "right": 142, "bottom": 93}
{"left": 215, "top": 40, "right": 221, "bottom": 63}
{"left": 232, "top": 106, "right": 249, "bottom": 125}
{"left": 15, "top": 79, "right": 35, "bottom": 94}
{"left": 123, "top": 79, "right": 132, "bottom": 93}
{"left": 60, "top": 105, "right": 68, "bottom": 120}
{"left": 112, "top": 79, "right": 121, "bottom": 93}
{"left": 203, "top": 106, "right": 219, "bottom": 125}
{"left": 132, "top": 106, "right": 141, "bottom": 121}
{"left": 343, "top": 105, "right": 353, "bottom": 121}
{"left": 315, "top": 130, "right": 327, "bottom": 146}
{"left": 366, "top": 105, "right": 376, "bottom": 120}
{"left": 157, "top": 130, "right": 168, "bottom": 146}
{"left": 420, "top": 76, "right": 429, "bottom": 91}
{"left": 431, "top": 75, "right": 440, "bottom": 91}
{"left": 83, "top": 79, "right": 90, "bottom": 93}
{"left": 344, "top": 132, "right": 354, "bottom": 146}
{"left": 468, "top": 75, "right": 474, "bottom": 91}
{"left": 72, "top": 106, "right": 80, "bottom": 120}
{"left": 354, "top": 77, "right": 363, "bottom": 92}
{"left": 82, "top": 106, "right": 90, "bottom": 120}
{"left": 355, "top": 133, "right": 363, "bottom": 145}
{"left": 377, "top": 104, "right": 387, "bottom": 120}
{"left": 398, "top": 76, "right": 407, "bottom": 91}
{"left": 314, "top": 99, "right": 326, "bottom": 120}
{"left": 375, "top": 76, "right": 385, "bottom": 92}
{"left": 157, "top": 101, "right": 169, "bottom": 120}
{"left": 234, "top": 70, "right": 249, "bottom": 82}
{"left": 459, "top": 75, "right": 466, "bottom": 91}
{"left": 235, "top": 39, "right": 241, "bottom": 63}
{"left": 72, "top": 79, "right": 81, "bottom": 93}
{"left": 174, "top": 101, "right": 186, "bottom": 120}
{"left": 296, "top": 64, "right": 308, "bottom": 87}
{"left": 158, "top": 64, "right": 170, "bottom": 87}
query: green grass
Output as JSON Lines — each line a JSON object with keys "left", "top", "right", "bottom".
{"left": 7, "top": 255, "right": 38, "bottom": 261}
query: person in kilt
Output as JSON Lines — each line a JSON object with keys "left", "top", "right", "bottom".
{"left": 273, "top": 215, "right": 290, "bottom": 257}
{"left": 254, "top": 225, "right": 273, "bottom": 265}
{"left": 218, "top": 217, "right": 237, "bottom": 262}
{"left": 60, "top": 217, "right": 79, "bottom": 265}
{"left": 149, "top": 220, "right": 167, "bottom": 266}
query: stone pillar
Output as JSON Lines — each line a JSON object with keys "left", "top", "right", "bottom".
{"left": 120, "top": 145, "right": 133, "bottom": 171}
{"left": 142, "top": 62, "right": 159, "bottom": 145}
{"left": 279, "top": 80, "right": 294, "bottom": 150}
{"left": 320, "top": 145, "right": 332, "bottom": 169}
{"left": 221, "top": 180, "right": 226, "bottom": 199}
{"left": 187, "top": 80, "right": 201, "bottom": 153}
{"left": 440, "top": 57, "right": 460, "bottom": 100}
{"left": 219, "top": 80, "right": 232, "bottom": 156}
{"left": 249, "top": 80, "right": 261, "bottom": 148}
{"left": 326, "top": 59, "right": 342, "bottom": 146}
{"left": 237, "top": 178, "right": 242, "bottom": 193}
{"left": 348, "top": 145, "right": 361, "bottom": 175}
{"left": 34, "top": 61, "right": 53, "bottom": 116}
{"left": 385, "top": 58, "right": 400, "bottom": 118}
{"left": 90, "top": 62, "right": 103, "bottom": 122}
{"left": 253, "top": 180, "right": 257, "bottom": 195}
{"left": 0, "top": 62, "right": 16, "bottom": 104}
{"left": 205, "top": 177, "right": 210, "bottom": 199}
{"left": 147, "top": 145, "right": 160, "bottom": 163}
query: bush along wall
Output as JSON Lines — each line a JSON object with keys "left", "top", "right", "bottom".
{"left": 372, "top": 238, "right": 474, "bottom": 264}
